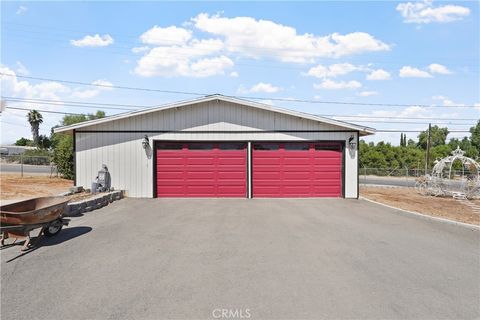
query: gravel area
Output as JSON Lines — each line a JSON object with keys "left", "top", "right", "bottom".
{"left": 361, "top": 186, "right": 480, "bottom": 225}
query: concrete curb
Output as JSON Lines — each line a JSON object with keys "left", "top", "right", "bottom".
{"left": 65, "top": 190, "right": 124, "bottom": 216}
{"left": 360, "top": 184, "right": 409, "bottom": 189}
{"left": 359, "top": 196, "right": 480, "bottom": 231}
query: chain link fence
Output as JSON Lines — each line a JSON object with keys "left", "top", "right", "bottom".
{"left": 0, "top": 155, "right": 58, "bottom": 177}
{"left": 359, "top": 167, "right": 473, "bottom": 188}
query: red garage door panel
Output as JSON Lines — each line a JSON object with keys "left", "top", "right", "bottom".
{"left": 253, "top": 142, "right": 342, "bottom": 197}
{"left": 156, "top": 143, "right": 246, "bottom": 197}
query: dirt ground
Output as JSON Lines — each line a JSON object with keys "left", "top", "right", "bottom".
{"left": 1, "top": 174, "right": 478, "bottom": 226}
{"left": 361, "top": 186, "right": 480, "bottom": 226}
{"left": 0, "top": 174, "right": 73, "bottom": 200}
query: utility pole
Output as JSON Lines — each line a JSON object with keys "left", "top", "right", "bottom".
{"left": 425, "top": 123, "right": 431, "bottom": 175}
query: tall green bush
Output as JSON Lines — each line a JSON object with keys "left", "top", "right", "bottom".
{"left": 51, "top": 111, "right": 105, "bottom": 180}
{"left": 52, "top": 135, "right": 74, "bottom": 179}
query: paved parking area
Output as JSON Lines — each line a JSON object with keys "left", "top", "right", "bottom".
{"left": 1, "top": 198, "right": 479, "bottom": 319}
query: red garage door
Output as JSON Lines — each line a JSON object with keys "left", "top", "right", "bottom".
{"left": 252, "top": 142, "right": 343, "bottom": 197}
{"left": 156, "top": 142, "right": 247, "bottom": 197}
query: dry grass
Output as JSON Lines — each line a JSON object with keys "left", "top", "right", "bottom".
{"left": 0, "top": 174, "right": 73, "bottom": 200}
{"left": 361, "top": 186, "right": 480, "bottom": 225}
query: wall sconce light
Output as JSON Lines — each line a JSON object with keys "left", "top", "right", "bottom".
{"left": 348, "top": 134, "right": 356, "bottom": 150}
{"left": 142, "top": 135, "right": 150, "bottom": 149}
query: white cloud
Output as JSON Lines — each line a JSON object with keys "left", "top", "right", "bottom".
{"left": 306, "top": 63, "right": 359, "bottom": 78}
{"left": 140, "top": 26, "right": 192, "bottom": 46}
{"left": 189, "top": 56, "right": 234, "bottom": 77}
{"left": 357, "top": 106, "right": 428, "bottom": 121}
{"left": 91, "top": 79, "right": 113, "bottom": 89}
{"left": 399, "top": 66, "right": 432, "bottom": 78}
{"left": 0, "top": 65, "right": 70, "bottom": 143}
{"left": 261, "top": 100, "right": 275, "bottom": 106}
{"left": 134, "top": 38, "right": 232, "bottom": 77}
{"left": 396, "top": 0, "right": 470, "bottom": 24}
{"left": 355, "top": 105, "right": 464, "bottom": 144}
{"left": 15, "top": 61, "right": 29, "bottom": 76}
{"left": 133, "top": 14, "right": 390, "bottom": 77}
{"left": 314, "top": 79, "right": 362, "bottom": 90}
{"left": 358, "top": 91, "right": 379, "bottom": 97}
{"left": 427, "top": 63, "right": 452, "bottom": 74}
{"left": 16, "top": 6, "right": 27, "bottom": 15}
{"left": 70, "top": 34, "right": 114, "bottom": 47}
{"left": 442, "top": 98, "right": 464, "bottom": 107}
{"left": 131, "top": 46, "right": 150, "bottom": 53}
{"left": 366, "top": 69, "right": 391, "bottom": 80}
{"left": 71, "top": 89, "right": 100, "bottom": 99}
{"left": 239, "top": 82, "right": 281, "bottom": 94}
{"left": 134, "top": 14, "right": 390, "bottom": 77}
{"left": 71, "top": 79, "right": 113, "bottom": 99}
{"left": 192, "top": 13, "right": 389, "bottom": 63}
{"left": 229, "top": 71, "right": 239, "bottom": 77}
{"left": 432, "top": 95, "right": 468, "bottom": 107}
{"left": 1, "top": 65, "right": 69, "bottom": 100}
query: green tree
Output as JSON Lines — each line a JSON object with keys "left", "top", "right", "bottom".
{"left": 51, "top": 110, "right": 105, "bottom": 179}
{"left": 400, "top": 133, "right": 407, "bottom": 147}
{"left": 52, "top": 135, "right": 74, "bottom": 179}
{"left": 27, "top": 110, "right": 43, "bottom": 146}
{"left": 470, "top": 121, "right": 480, "bottom": 150}
{"left": 14, "top": 137, "right": 33, "bottom": 146}
{"left": 417, "top": 125, "right": 449, "bottom": 149}
{"left": 37, "top": 134, "right": 51, "bottom": 149}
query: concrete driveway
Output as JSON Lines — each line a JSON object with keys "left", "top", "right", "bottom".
{"left": 1, "top": 198, "right": 479, "bottom": 319}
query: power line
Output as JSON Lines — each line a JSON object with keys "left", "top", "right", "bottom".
{"left": 0, "top": 121, "right": 30, "bottom": 128}
{"left": 5, "top": 96, "right": 478, "bottom": 122}
{"left": 3, "top": 99, "right": 477, "bottom": 125}
{"left": 375, "top": 130, "right": 471, "bottom": 133}
{"left": 3, "top": 97, "right": 149, "bottom": 109}
{"left": 2, "top": 73, "right": 478, "bottom": 108}
{"left": 5, "top": 106, "right": 83, "bottom": 115}
{"left": 3, "top": 98, "right": 142, "bottom": 111}
{"left": 321, "top": 114, "right": 477, "bottom": 121}
{"left": 238, "top": 96, "right": 478, "bottom": 108}
{"left": 3, "top": 98, "right": 478, "bottom": 126}
{"left": 3, "top": 107, "right": 475, "bottom": 131}
{"left": 0, "top": 73, "right": 205, "bottom": 96}
{"left": 343, "top": 120, "right": 475, "bottom": 125}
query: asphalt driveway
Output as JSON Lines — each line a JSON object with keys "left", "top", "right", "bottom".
{"left": 1, "top": 198, "right": 479, "bottom": 319}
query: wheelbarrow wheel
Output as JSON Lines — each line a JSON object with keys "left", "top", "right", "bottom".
{"left": 44, "top": 221, "right": 63, "bottom": 237}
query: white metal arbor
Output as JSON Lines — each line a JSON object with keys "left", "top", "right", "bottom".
{"left": 415, "top": 147, "right": 480, "bottom": 199}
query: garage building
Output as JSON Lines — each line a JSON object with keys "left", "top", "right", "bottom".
{"left": 54, "top": 95, "right": 375, "bottom": 198}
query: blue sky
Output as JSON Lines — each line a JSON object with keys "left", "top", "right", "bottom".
{"left": 1, "top": 1, "right": 479, "bottom": 144}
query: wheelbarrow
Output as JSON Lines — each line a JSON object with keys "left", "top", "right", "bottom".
{"left": 1, "top": 197, "right": 70, "bottom": 251}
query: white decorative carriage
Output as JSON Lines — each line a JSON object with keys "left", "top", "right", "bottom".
{"left": 415, "top": 147, "right": 480, "bottom": 199}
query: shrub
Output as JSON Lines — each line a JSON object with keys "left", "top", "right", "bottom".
{"left": 52, "top": 135, "right": 74, "bottom": 180}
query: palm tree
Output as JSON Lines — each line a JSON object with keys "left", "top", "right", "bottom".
{"left": 27, "top": 110, "right": 43, "bottom": 146}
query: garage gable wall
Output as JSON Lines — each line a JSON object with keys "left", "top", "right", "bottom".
{"left": 84, "top": 100, "right": 344, "bottom": 132}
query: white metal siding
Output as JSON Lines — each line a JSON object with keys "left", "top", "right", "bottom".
{"left": 75, "top": 101, "right": 359, "bottom": 198}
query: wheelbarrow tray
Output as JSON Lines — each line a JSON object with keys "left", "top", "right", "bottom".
{"left": 1, "top": 196, "right": 70, "bottom": 226}
{"left": 1, "top": 197, "right": 70, "bottom": 251}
